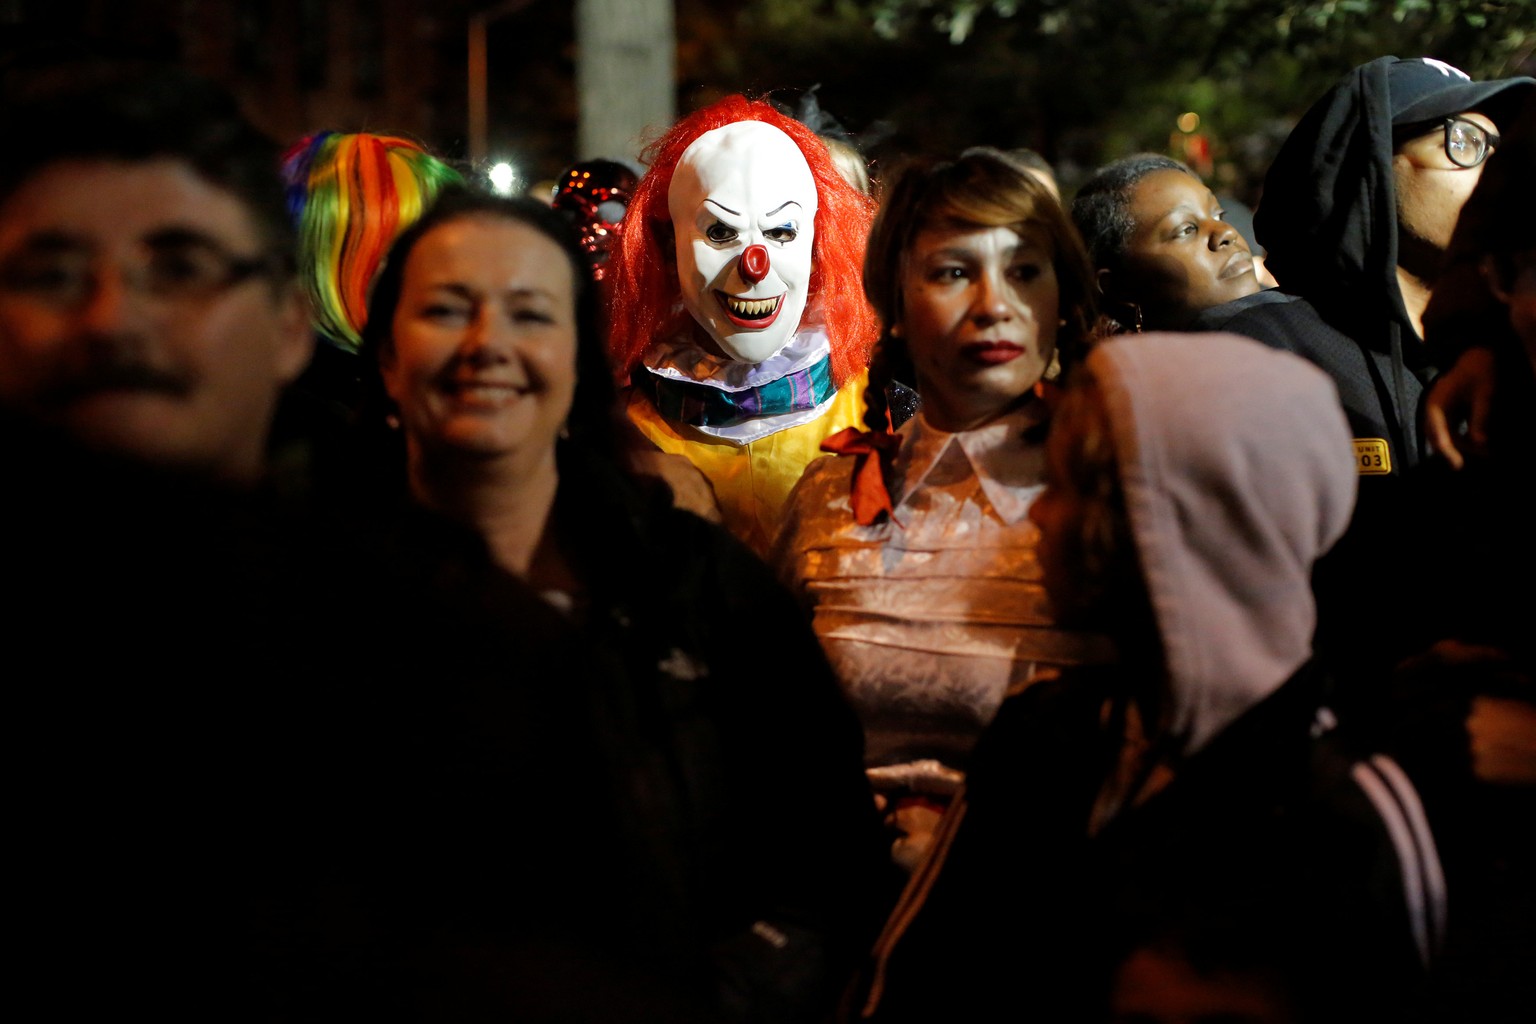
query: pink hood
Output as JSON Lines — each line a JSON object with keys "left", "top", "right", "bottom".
{"left": 1088, "top": 333, "right": 1357, "bottom": 756}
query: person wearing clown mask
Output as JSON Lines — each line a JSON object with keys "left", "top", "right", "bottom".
{"left": 608, "top": 96, "right": 880, "bottom": 556}
{"left": 671, "top": 121, "right": 817, "bottom": 365}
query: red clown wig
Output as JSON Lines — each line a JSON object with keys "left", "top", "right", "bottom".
{"left": 607, "top": 95, "right": 879, "bottom": 390}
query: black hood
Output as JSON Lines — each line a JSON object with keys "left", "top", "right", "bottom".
{"left": 1255, "top": 56, "right": 1533, "bottom": 356}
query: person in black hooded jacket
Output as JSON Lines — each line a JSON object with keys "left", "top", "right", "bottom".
{"left": 1192, "top": 56, "right": 1533, "bottom": 682}
{"left": 1198, "top": 56, "right": 1531, "bottom": 475}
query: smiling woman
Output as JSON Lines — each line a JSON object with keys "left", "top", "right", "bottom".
{"left": 360, "top": 188, "right": 615, "bottom": 585}
{"left": 381, "top": 214, "right": 578, "bottom": 535}
{"left": 356, "top": 186, "right": 888, "bottom": 1021}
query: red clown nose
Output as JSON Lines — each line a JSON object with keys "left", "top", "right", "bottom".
{"left": 739, "top": 243, "right": 770, "bottom": 284}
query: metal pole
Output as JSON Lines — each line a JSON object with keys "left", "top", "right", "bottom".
{"left": 467, "top": 0, "right": 537, "bottom": 167}
{"left": 468, "top": 16, "right": 487, "bottom": 165}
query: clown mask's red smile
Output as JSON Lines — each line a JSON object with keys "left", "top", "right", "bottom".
{"left": 717, "top": 290, "right": 784, "bottom": 328}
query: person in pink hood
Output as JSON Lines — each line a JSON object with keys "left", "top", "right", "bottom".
{"left": 858, "top": 333, "right": 1446, "bottom": 1023}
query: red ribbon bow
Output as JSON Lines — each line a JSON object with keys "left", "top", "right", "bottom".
{"left": 820, "top": 427, "right": 901, "bottom": 526}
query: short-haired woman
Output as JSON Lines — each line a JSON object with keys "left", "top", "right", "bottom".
{"left": 774, "top": 149, "right": 1111, "bottom": 870}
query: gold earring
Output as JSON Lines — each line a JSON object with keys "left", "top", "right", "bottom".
{"left": 1042, "top": 348, "right": 1062, "bottom": 382}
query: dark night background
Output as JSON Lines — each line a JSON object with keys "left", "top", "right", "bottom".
{"left": 3, "top": 0, "right": 1532, "bottom": 203}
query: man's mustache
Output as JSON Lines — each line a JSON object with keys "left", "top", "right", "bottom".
{"left": 39, "top": 358, "right": 195, "bottom": 405}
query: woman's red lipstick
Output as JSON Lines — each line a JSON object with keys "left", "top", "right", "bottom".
{"left": 962, "top": 341, "right": 1026, "bottom": 365}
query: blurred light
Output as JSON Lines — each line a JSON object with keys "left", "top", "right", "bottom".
{"left": 1177, "top": 112, "right": 1201, "bottom": 134}
{"left": 488, "top": 161, "right": 518, "bottom": 195}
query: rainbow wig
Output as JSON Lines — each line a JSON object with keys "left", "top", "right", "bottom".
{"left": 607, "top": 95, "right": 880, "bottom": 389}
{"left": 282, "top": 131, "right": 462, "bottom": 351}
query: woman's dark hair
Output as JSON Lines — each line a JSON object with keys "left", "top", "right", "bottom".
{"left": 359, "top": 186, "right": 618, "bottom": 464}
{"left": 1046, "top": 365, "right": 1163, "bottom": 678}
{"left": 862, "top": 147, "right": 1098, "bottom": 432}
{"left": 1070, "top": 153, "right": 1195, "bottom": 276}
{"left": 1047, "top": 369, "right": 1138, "bottom": 615}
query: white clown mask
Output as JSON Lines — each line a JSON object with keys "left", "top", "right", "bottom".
{"left": 667, "top": 121, "right": 818, "bottom": 364}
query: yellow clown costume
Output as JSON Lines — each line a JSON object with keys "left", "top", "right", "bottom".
{"left": 626, "top": 332, "right": 868, "bottom": 555}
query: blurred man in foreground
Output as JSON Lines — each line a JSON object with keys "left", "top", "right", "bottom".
{"left": 0, "top": 66, "right": 311, "bottom": 483}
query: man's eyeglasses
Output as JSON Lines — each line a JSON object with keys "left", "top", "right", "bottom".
{"left": 0, "top": 232, "right": 276, "bottom": 310}
{"left": 1441, "top": 116, "right": 1501, "bottom": 169}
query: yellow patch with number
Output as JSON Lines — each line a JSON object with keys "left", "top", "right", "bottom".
{"left": 1353, "top": 438, "right": 1392, "bottom": 475}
